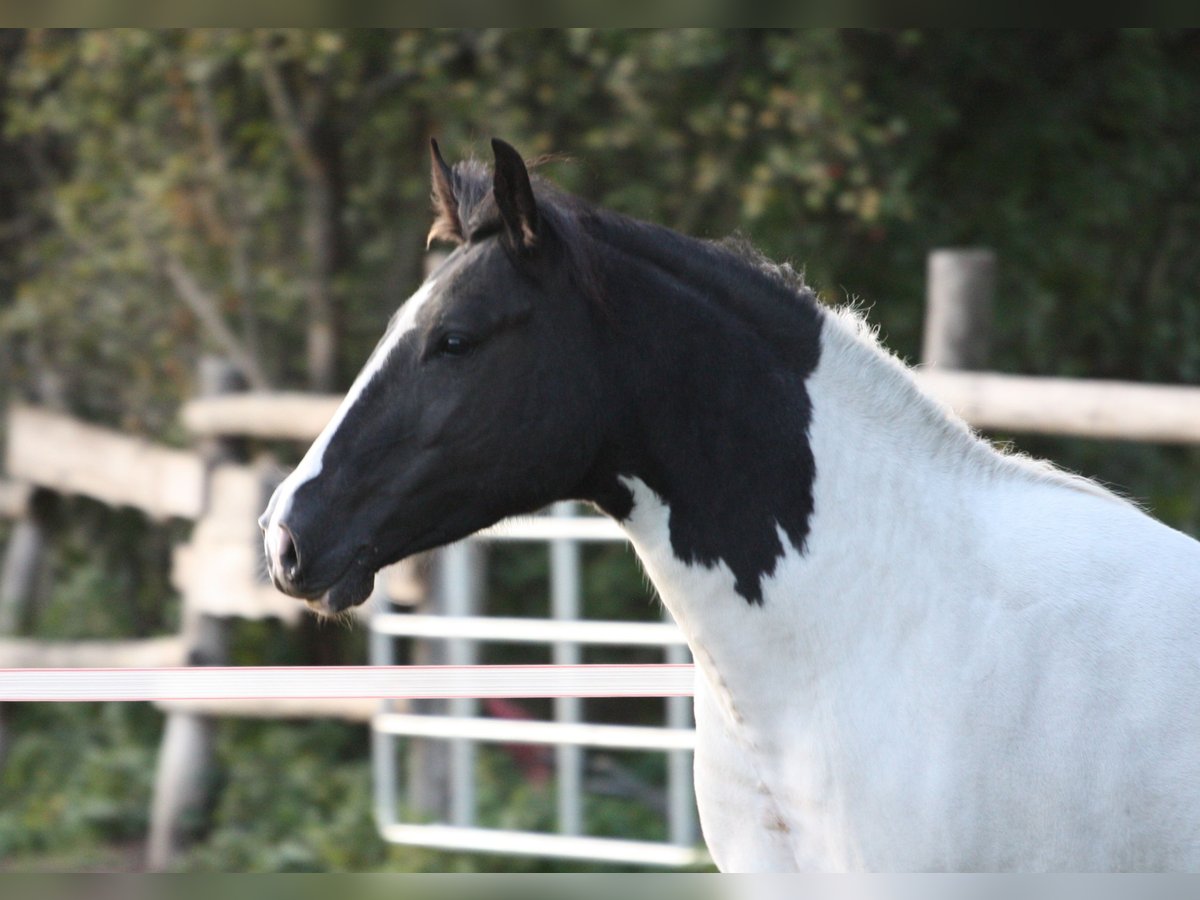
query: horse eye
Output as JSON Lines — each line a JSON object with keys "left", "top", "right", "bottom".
{"left": 437, "top": 333, "right": 475, "bottom": 357}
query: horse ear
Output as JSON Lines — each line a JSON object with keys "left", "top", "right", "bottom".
{"left": 427, "top": 138, "right": 463, "bottom": 248}
{"left": 491, "top": 138, "right": 538, "bottom": 253}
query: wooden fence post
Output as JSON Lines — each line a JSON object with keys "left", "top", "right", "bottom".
{"left": 922, "top": 249, "right": 996, "bottom": 370}
{"left": 0, "top": 486, "right": 48, "bottom": 635}
{"left": 0, "top": 486, "right": 51, "bottom": 768}
{"left": 0, "top": 343, "right": 64, "bottom": 768}
{"left": 0, "top": 349, "right": 67, "bottom": 640}
{"left": 147, "top": 356, "right": 240, "bottom": 870}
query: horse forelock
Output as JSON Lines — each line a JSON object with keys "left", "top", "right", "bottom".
{"left": 436, "top": 159, "right": 612, "bottom": 311}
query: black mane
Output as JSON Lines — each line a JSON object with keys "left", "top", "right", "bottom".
{"left": 448, "top": 158, "right": 820, "bottom": 332}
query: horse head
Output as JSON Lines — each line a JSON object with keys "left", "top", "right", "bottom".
{"left": 260, "top": 139, "right": 607, "bottom": 614}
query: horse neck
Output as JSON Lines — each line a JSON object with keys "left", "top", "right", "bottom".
{"left": 599, "top": 276, "right": 996, "bottom": 727}
{"left": 806, "top": 306, "right": 997, "bottom": 539}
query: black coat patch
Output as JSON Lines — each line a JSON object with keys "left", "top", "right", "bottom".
{"left": 577, "top": 218, "right": 823, "bottom": 605}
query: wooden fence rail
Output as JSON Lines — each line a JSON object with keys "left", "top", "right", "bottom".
{"left": 915, "top": 371, "right": 1200, "bottom": 444}
{"left": 180, "top": 372, "right": 1200, "bottom": 447}
{"left": 181, "top": 392, "right": 340, "bottom": 442}
{"left": 6, "top": 406, "right": 205, "bottom": 520}
{"left": 0, "top": 481, "right": 30, "bottom": 519}
{"left": 0, "top": 636, "right": 186, "bottom": 668}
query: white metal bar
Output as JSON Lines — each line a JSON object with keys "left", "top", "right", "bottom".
{"left": 369, "top": 578, "right": 399, "bottom": 831}
{"left": 474, "top": 517, "right": 626, "bottom": 542}
{"left": 380, "top": 823, "right": 706, "bottom": 868}
{"left": 364, "top": 510, "right": 704, "bottom": 868}
{"left": 550, "top": 502, "right": 584, "bottom": 837}
{"left": 665, "top": 633, "right": 697, "bottom": 847}
{"left": 0, "top": 664, "right": 697, "bottom": 701}
{"left": 441, "top": 542, "right": 480, "bottom": 828}
{"left": 374, "top": 713, "right": 696, "bottom": 751}
{"left": 372, "top": 613, "right": 687, "bottom": 646}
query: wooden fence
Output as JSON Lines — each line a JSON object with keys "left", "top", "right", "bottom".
{"left": 0, "top": 362, "right": 381, "bottom": 871}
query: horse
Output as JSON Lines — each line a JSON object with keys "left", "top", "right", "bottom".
{"left": 260, "top": 138, "right": 1200, "bottom": 872}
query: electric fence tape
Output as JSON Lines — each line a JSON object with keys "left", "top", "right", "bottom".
{"left": 0, "top": 664, "right": 696, "bottom": 702}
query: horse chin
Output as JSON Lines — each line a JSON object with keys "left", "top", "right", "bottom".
{"left": 303, "top": 564, "right": 376, "bottom": 617}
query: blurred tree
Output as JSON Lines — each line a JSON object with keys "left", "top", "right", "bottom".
{"left": 5, "top": 29, "right": 1200, "bottom": 426}
{"left": 2, "top": 29, "right": 395, "bottom": 423}
{"left": 838, "top": 30, "right": 1200, "bottom": 529}
{"left": 0, "top": 29, "right": 909, "bottom": 433}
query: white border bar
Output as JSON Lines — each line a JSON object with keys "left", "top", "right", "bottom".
{"left": 379, "top": 823, "right": 705, "bottom": 867}
{"left": 375, "top": 713, "right": 696, "bottom": 751}
{"left": 372, "top": 613, "right": 687, "bottom": 646}
{"left": 0, "top": 664, "right": 695, "bottom": 702}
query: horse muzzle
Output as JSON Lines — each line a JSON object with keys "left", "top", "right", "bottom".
{"left": 261, "top": 518, "right": 376, "bottom": 614}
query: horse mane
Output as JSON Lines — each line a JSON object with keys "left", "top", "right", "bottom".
{"left": 439, "top": 155, "right": 1133, "bottom": 511}
{"left": 438, "top": 157, "right": 822, "bottom": 319}
{"left": 716, "top": 233, "right": 812, "bottom": 296}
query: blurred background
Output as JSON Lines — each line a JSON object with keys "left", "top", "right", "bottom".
{"left": 0, "top": 28, "right": 1198, "bottom": 872}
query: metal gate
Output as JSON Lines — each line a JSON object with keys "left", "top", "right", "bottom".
{"left": 369, "top": 503, "right": 706, "bottom": 867}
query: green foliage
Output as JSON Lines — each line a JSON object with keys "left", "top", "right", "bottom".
{"left": 30, "top": 497, "right": 183, "bottom": 640}
{"left": 0, "top": 28, "right": 910, "bottom": 425}
{"left": 837, "top": 31, "right": 1200, "bottom": 518}
{"left": 0, "top": 703, "right": 158, "bottom": 864}
{"left": 179, "top": 720, "right": 384, "bottom": 872}
{"left": 175, "top": 721, "right": 682, "bottom": 873}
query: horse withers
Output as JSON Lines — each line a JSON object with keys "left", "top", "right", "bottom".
{"left": 261, "top": 138, "right": 1200, "bottom": 872}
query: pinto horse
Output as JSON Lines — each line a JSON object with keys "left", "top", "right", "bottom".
{"left": 261, "top": 139, "right": 1200, "bottom": 871}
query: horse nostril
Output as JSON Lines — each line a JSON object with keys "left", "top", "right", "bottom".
{"left": 269, "top": 522, "right": 302, "bottom": 583}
